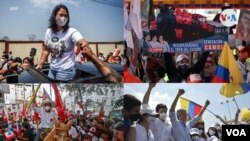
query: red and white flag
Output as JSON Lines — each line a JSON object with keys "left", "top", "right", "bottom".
{"left": 51, "top": 83, "right": 67, "bottom": 122}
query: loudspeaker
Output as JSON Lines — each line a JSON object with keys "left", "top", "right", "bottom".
{"left": 30, "top": 48, "right": 37, "bottom": 57}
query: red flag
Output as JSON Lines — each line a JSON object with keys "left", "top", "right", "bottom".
{"left": 21, "top": 102, "right": 26, "bottom": 117}
{"left": 33, "top": 101, "right": 40, "bottom": 121}
{"left": 51, "top": 83, "right": 67, "bottom": 122}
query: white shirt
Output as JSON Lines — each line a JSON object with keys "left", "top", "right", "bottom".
{"left": 134, "top": 123, "right": 155, "bottom": 141}
{"left": 33, "top": 107, "right": 57, "bottom": 128}
{"left": 237, "top": 60, "right": 250, "bottom": 82}
{"left": 159, "top": 41, "right": 171, "bottom": 52}
{"left": 149, "top": 41, "right": 161, "bottom": 48}
{"left": 169, "top": 112, "right": 200, "bottom": 141}
{"left": 150, "top": 118, "right": 173, "bottom": 141}
{"left": 68, "top": 126, "right": 78, "bottom": 140}
{"left": 44, "top": 27, "right": 83, "bottom": 70}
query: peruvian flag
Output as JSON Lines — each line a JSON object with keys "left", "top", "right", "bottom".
{"left": 51, "top": 83, "right": 67, "bottom": 122}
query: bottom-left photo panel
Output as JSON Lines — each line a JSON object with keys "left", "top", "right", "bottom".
{"left": 0, "top": 83, "right": 124, "bottom": 141}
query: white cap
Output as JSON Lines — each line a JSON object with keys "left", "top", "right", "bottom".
{"left": 176, "top": 54, "right": 189, "bottom": 63}
{"left": 190, "top": 128, "right": 200, "bottom": 135}
{"left": 140, "top": 104, "right": 159, "bottom": 116}
{"left": 188, "top": 74, "right": 202, "bottom": 83}
{"left": 209, "top": 136, "right": 219, "bottom": 141}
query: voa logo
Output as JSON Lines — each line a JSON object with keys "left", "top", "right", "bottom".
{"left": 226, "top": 129, "right": 246, "bottom": 136}
{"left": 220, "top": 9, "right": 238, "bottom": 27}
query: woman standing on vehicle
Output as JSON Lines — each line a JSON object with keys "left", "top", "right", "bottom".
{"left": 36, "top": 4, "right": 87, "bottom": 81}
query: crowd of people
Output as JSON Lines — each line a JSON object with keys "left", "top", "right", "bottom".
{"left": 124, "top": 83, "right": 249, "bottom": 141}
{"left": 0, "top": 51, "right": 33, "bottom": 81}
{"left": 124, "top": 30, "right": 250, "bottom": 83}
{"left": 0, "top": 98, "right": 124, "bottom": 141}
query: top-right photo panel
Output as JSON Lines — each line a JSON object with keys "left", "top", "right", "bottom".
{"left": 124, "top": 0, "right": 250, "bottom": 83}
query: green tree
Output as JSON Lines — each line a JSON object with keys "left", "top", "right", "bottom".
{"left": 60, "top": 84, "right": 122, "bottom": 114}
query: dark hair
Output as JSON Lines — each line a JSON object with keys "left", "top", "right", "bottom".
{"left": 82, "top": 134, "right": 92, "bottom": 141}
{"left": 23, "top": 57, "right": 31, "bottom": 64}
{"left": 154, "top": 66, "right": 166, "bottom": 78}
{"left": 123, "top": 94, "right": 141, "bottom": 111}
{"left": 22, "top": 122, "right": 30, "bottom": 129}
{"left": 155, "top": 104, "right": 167, "bottom": 112}
{"left": 14, "top": 57, "right": 22, "bottom": 63}
{"left": 207, "top": 127, "right": 220, "bottom": 138}
{"left": 49, "top": 4, "right": 70, "bottom": 33}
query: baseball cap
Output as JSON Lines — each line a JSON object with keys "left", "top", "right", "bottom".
{"left": 176, "top": 54, "right": 189, "bottom": 63}
{"left": 140, "top": 104, "right": 159, "bottom": 116}
{"left": 190, "top": 128, "right": 200, "bottom": 135}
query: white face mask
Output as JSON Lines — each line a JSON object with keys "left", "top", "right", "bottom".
{"left": 199, "top": 129, "right": 204, "bottom": 134}
{"left": 56, "top": 16, "right": 68, "bottom": 27}
{"left": 45, "top": 106, "right": 51, "bottom": 111}
{"left": 147, "top": 116, "right": 156, "bottom": 124}
{"left": 191, "top": 135, "right": 200, "bottom": 141}
{"left": 209, "top": 129, "right": 215, "bottom": 136}
{"left": 142, "top": 56, "right": 148, "bottom": 61}
{"left": 159, "top": 113, "right": 167, "bottom": 121}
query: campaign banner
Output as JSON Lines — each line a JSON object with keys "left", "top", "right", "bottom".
{"left": 152, "top": 8, "right": 229, "bottom": 52}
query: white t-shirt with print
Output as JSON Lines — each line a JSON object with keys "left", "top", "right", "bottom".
{"left": 44, "top": 27, "right": 83, "bottom": 70}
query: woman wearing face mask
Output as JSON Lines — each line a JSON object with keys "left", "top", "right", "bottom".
{"left": 190, "top": 128, "right": 201, "bottom": 141}
{"left": 125, "top": 105, "right": 158, "bottom": 141}
{"left": 206, "top": 125, "right": 220, "bottom": 139}
{"left": 36, "top": 4, "right": 88, "bottom": 81}
{"left": 32, "top": 99, "right": 57, "bottom": 141}
{"left": 193, "top": 121, "right": 208, "bottom": 141}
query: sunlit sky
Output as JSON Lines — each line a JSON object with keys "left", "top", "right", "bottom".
{"left": 0, "top": 0, "right": 123, "bottom": 42}
{"left": 124, "top": 83, "right": 250, "bottom": 131}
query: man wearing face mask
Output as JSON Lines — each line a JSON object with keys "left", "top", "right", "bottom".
{"left": 123, "top": 94, "right": 142, "bottom": 136}
{"left": 142, "top": 83, "right": 173, "bottom": 141}
{"left": 169, "top": 89, "right": 210, "bottom": 141}
{"left": 32, "top": 98, "right": 57, "bottom": 141}
{"left": 164, "top": 52, "right": 209, "bottom": 82}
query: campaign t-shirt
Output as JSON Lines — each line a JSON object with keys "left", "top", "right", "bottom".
{"left": 44, "top": 27, "right": 83, "bottom": 70}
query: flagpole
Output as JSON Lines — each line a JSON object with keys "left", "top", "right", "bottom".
{"left": 206, "top": 108, "right": 217, "bottom": 116}
{"left": 233, "top": 96, "right": 240, "bottom": 110}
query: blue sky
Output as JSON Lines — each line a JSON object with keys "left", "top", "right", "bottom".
{"left": 0, "top": 0, "right": 123, "bottom": 42}
{"left": 124, "top": 83, "right": 250, "bottom": 131}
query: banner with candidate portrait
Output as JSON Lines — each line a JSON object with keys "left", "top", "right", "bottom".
{"left": 150, "top": 8, "right": 229, "bottom": 53}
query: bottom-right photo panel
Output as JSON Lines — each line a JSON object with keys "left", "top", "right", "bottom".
{"left": 124, "top": 83, "right": 250, "bottom": 141}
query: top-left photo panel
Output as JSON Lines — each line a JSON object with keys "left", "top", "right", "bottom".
{"left": 0, "top": 0, "right": 124, "bottom": 83}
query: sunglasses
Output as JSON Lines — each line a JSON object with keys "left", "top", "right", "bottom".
{"left": 198, "top": 127, "right": 204, "bottom": 130}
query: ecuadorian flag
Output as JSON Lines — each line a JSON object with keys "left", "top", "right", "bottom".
{"left": 180, "top": 97, "right": 202, "bottom": 119}
{"left": 212, "top": 42, "right": 243, "bottom": 83}
{"left": 220, "top": 83, "right": 250, "bottom": 98}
